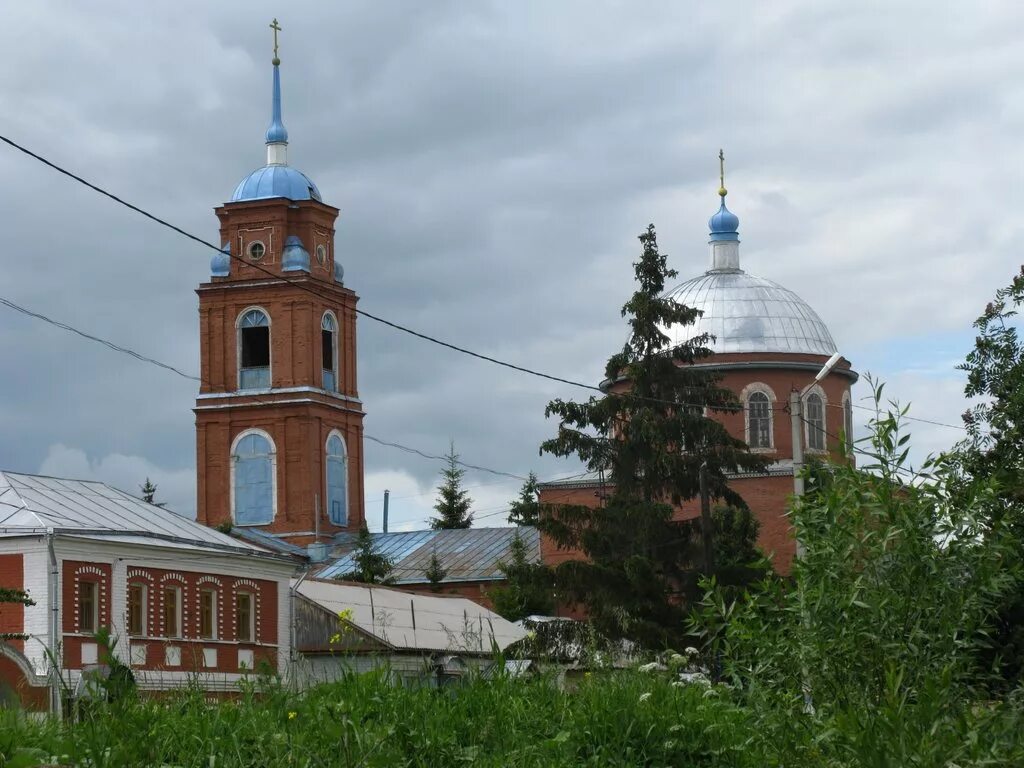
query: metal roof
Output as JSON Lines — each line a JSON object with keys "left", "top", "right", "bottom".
{"left": 315, "top": 527, "right": 540, "bottom": 583}
{"left": 0, "top": 471, "right": 288, "bottom": 560}
{"left": 662, "top": 270, "right": 837, "bottom": 356}
{"left": 296, "top": 578, "right": 526, "bottom": 654}
{"left": 537, "top": 463, "right": 796, "bottom": 490}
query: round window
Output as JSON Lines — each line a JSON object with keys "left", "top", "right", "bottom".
{"left": 248, "top": 241, "right": 266, "bottom": 261}
{"left": 316, "top": 244, "right": 327, "bottom": 266}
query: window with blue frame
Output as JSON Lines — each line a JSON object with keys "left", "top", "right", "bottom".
{"left": 238, "top": 309, "right": 270, "bottom": 390}
{"left": 326, "top": 432, "right": 347, "bottom": 525}
{"left": 322, "top": 313, "right": 337, "bottom": 392}
{"left": 233, "top": 431, "right": 275, "bottom": 525}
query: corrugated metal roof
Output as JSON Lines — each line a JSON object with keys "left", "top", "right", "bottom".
{"left": 296, "top": 578, "right": 526, "bottom": 653}
{"left": 0, "top": 471, "right": 288, "bottom": 560}
{"left": 315, "top": 527, "right": 539, "bottom": 583}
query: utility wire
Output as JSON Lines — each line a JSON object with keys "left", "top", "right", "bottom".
{"left": 0, "top": 291, "right": 531, "bottom": 484}
{"left": 0, "top": 135, "right": 774, "bottom": 417}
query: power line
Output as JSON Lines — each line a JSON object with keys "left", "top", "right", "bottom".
{"left": 0, "top": 132, "right": 774, "bottom": 416}
{"left": 0, "top": 291, "right": 531, "bottom": 485}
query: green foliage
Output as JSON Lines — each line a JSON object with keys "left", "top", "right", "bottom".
{"left": 507, "top": 472, "right": 541, "bottom": 526}
{"left": 539, "top": 224, "right": 764, "bottom": 648}
{"left": 709, "top": 504, "right": 761, "bottom": 569}
{"left": 0, "top": 671, "right": 758, "bottom": 767}
{"left": 139, "top": 477, "right": 163, "bottom": 507}
{"left": 339, "top": 525, "right": 394, "bottom": 584}
{"left": 423, "top": 551, "right": 447, "bottom": 591}
{"left": 948, "top": 266, "right": 1024, "bottom": 689}
{"left": 0, "top": 587, "right": 33, "bottom": 641}
{"left": 490, "top": 532, "right": 555, "bottom": 621}
{"left": 691, "top": 386, "right": 1024, "bottom": 765}
{"left": 430, "top": 441, "right": 473, "bottom": 529}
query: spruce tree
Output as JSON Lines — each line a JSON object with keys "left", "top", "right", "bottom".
{"left": 538, "top": 224, "right": 765, "bottom": 648}
{"left": 140, "top": 477, "right": 163, "bottom": 507}
{"left": 490, "top": 532, "right": 554, "bottom": 621}
{"left": 507, "top": 472, "right": 541, "bottom": 526}
{"left": 423, "top": 551, "right": 448, "bottom": 592}
{"left": 339, "top": 525, "right": 394, "bottom": 584}
{"left": 429, "top": 442, "right": 473, "bottom": 529}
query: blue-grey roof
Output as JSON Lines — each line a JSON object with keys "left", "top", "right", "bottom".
{"left": 316, "top": 527, "right": 540, "bottom": 584}
{"left": 231, "top": 165, "right": 322, "bottom": 203}
{"left": 0, "top": 471, "right": 291, "bottom": 561}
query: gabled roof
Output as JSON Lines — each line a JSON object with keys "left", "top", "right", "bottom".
{"left": 0, "top": 471, "right": 291, "bottom": 561}
{"left": 314, "top": 526, "right": 540, "bottom": 583}
{"left": 296, "top": 578, "right": 526, "bottom": 654}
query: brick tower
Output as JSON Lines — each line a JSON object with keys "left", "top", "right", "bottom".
{"left": 194, "top": 26, "right": 364, "bottom": 540}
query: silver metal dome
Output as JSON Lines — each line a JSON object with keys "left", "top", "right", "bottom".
{"left": 663, "top": 270, "right": 837, "bottom": 356}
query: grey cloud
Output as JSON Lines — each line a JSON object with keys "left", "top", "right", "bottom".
{"left": 2, "top": 0, "right": 1016, "bottom": 520}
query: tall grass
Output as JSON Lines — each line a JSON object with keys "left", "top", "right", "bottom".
{"left": 0, "top": 670, "right": 754, "bottom": 767}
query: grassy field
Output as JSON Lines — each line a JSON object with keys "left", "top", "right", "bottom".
{"left": 0, "top": 669, "right": 755, "bottom": 767}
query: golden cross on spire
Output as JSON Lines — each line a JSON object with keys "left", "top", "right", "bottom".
{"left": 718, "top": 149, "right": 727, "bottom": 197}
{"left": 270, "top": 18, "right": 282, "bottom": 64}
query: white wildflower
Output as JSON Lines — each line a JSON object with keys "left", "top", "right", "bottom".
{"left": 638, "top": 662, "right": 660, "bottom": 673}
{"left": 684, "top": 646, "right": 699, "bottom": 656}
{"left": 639, "top": 692, "right": 652, "bottom": 703}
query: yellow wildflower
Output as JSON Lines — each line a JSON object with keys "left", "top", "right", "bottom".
{"left": 288, "top": 711, "right": 297, "bottom": 720}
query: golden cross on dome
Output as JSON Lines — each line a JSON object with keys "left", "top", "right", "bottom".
{"left": 270, "top": 18, "right": 282, "bottom": 64}
{"left": 718, "top": 149, "right": 727, "bottom": 197}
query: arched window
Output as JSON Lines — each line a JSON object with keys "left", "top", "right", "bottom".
{"left": 232, "top": 430, "right": 276, "bottom": 525}
{"left": 238, "top": 309, "right": 270, "bottom": 390}
{"left": 322, "top": 312, "right": 338, "bottom": 392}
{"left": 806, "top": 393, "right": 826, "bottom": 451}
{"left": 326, "top": 432, "right": 348, "bottom": 526}
{"left": 747, "top": 391, "right": 773, "bottom": 449}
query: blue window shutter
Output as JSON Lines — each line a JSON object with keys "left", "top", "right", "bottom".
{"left": 233, "top": 433, "right": 274, "bottom": 525}
{"left": 326, "top": 434, "right": 347, "bottom": 525}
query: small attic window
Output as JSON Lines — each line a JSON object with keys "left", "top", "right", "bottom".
{"left": 248, "top": 241, "right": 266, "bottom": 261}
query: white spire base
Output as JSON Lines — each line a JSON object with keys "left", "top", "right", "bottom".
{"left": 709, "top": 240, "right": 741, "bottom": 272}
{"left": 267, "top": 142, "right": 288, "bottom": 166}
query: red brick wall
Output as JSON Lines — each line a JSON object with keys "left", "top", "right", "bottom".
{"left": 195, "top": 195, "right": 366, "bottom": 538}
{"left": 539, "top": 351, "right": 855, "bottom": 580}
{"left": 0, "top": 654, "right": 48, "bottom": 711}
{"left": 0, "top": 553, "right": 25, "bottom": 652}
{"left": 60, "top": 562, "right": 280, "bottom": 673}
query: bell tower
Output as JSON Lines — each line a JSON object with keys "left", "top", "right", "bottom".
{"left": 194, "top": 21, "right": 364, "bottom": 540}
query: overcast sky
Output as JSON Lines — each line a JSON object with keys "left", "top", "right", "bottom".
{"left": 1, "top": 1, "right": 1019, "bottom": 529}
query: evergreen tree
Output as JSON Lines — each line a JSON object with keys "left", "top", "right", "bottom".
{"left": 429, "top": 442, "right": 473, "bottom": 529}
{"left": 538, "top": 224, "right": 764, "bottom": 648}
{"left": 423, "top": 551, "right": 448, "bottom": 592}
{"left": 339, "top": 525, "right": 394, "bottom": 584}
{"left": 490, "top": 532, "right": 554, "bottom": 621}
{"left": 140, "top": 478, "right": 164, "bottom": 507}
{"left": 507, "top": 472, "right": 542, "bottom": 526}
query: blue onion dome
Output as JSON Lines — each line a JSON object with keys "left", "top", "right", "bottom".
{"left": 708, "top": 199, "right": 740, "bottom": 242}
{"left": 211, "top": 242, "right": 231, "bottom": 277}
{"left": 281, "top": 235, "right": 310, "bottom": 272}
{"left": 231, "top": 166, "right": 322, "bottom": 203}
{"left": 334, "top": 259, "right": 345, "bottom": 285}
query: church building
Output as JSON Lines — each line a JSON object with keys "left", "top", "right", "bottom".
{"left": 539, "top": 163, "right": 857, "bottom": 574}
{"left": 194, "top": 35, "right": 365, "bottom": 543}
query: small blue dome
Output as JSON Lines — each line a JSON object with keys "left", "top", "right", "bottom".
{"left": 334, "top": 259, "right": 344, "bottom": 284}
{"left": 281, "top": 235, "right": 310, "bottom": 272}
{"left": 211, "top": 242, "right": 230, "bottom": 277}
{"left": 231, "top": 165, "right": 322, "bottom": 203}
{"left": 708, "top": 199, "right": 740, "bottom": 242}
